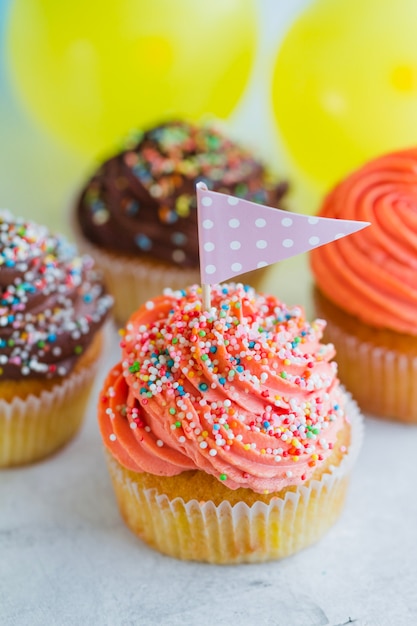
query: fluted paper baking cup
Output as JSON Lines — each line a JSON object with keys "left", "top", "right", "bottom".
{"left": 313, "top": 287, "right": 417, "bottom": 423}
{"left": 105, "top": 392, "right": 363, "bottom": 564}
{"left": 76, "top": 236, "right": 270, "bottom": 326}
{"left": 0, "top": 364, "right": 97, "bottom": 468}
{"left": 75, "top": 237, "right": 199, "bottom": 325}
{"left": 321, "top": 322, "right": 417, "bottom": 424}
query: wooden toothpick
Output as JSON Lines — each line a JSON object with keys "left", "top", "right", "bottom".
{"left": 202, "top": 283, "right": 211, "bottom": 312}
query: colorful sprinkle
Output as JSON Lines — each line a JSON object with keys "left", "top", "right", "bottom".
{"left": 117, "top": 283, "right": 346, "bottom": 492}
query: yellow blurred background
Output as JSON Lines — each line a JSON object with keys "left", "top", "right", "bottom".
{"left": 1, "top": 0, "right": 416, "bottom": 235}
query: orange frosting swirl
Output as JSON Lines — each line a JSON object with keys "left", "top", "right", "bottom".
{"left": 310, "top": 148, "right": 417, "bottom": 335}
{"left": 98, "top": 284, "right": 349, "bottom": 494}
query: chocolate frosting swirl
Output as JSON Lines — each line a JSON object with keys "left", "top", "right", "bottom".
{"left": 0, "top": 211, "right": 112, "bottom": 380}
{"left": 76, "top": 121, "right": 288, "bottom": 268}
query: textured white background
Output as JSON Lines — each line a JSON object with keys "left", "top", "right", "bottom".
{"left": 2, "top": 254, "right": 417, "bottom": 626}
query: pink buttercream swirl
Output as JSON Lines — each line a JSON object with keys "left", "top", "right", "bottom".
{"left": 311, "top": 147, "right": 417, "bottom": 335}
{"left": 98, "top": 284, "right": 348, "bottom": 493}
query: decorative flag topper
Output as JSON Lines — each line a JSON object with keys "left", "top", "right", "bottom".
{"left": 196, "top": 182, "right": 370, "bottom": 310}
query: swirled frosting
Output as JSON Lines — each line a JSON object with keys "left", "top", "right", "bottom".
{"left": 310, "top": 148, "right": 417, "bottom": 335}
{"left": 76, "top": 120, "right": 288, "bottom": 268}
{"left": 0, "top": 211, "right": 112, "bottom": 380}
{"left": 98, "top": 284, "right": 349, "bottom": 494}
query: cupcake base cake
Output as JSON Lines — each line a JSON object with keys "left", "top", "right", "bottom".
{"left": 103, "top": 396, "right": 361, "bottom": 563}
{"left": 0, "top": 332, "right": 103, "bottom": 467}
{"left": 98, "top": 284, "right": 363, "bottom": 563}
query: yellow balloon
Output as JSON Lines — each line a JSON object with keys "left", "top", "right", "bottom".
{"left": 7, "top": 0, "right": 256, "bottom": 156}
{"left": 272, "top": 0, "right": 417, "bottom": 191}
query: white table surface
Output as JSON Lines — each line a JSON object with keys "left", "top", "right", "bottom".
{"left": 1, "top": 254, "right": 416, "bottom": 626}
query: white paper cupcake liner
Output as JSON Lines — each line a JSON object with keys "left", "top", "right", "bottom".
{"left": 76, "top": 235, "right": 271, "bottom": 326}
{"left": 323, "top": 323, "right": 417, "bottom": 423}
{"left": 0, "top": 363, "right": 98, "bottom": 467}
{"left": 106, "top": 391, "right": 363, "bottom": 564}
{"left": 76, "top": 236, "right": 200, "bottom": 325}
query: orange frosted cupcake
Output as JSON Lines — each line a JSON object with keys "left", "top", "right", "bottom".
{"left": 310, "top": 147, "right": 417, "bottom": 423}
{"left": 75, "top": 120, "right": 288, "bottom": 324}
{"left": 98, "top": 283, "right": 362, "bottom": 563}
{"left": 0, "top": 211, "right": 112, "bottom": 467}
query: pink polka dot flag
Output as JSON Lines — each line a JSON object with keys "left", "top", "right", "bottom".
{"left": 196, "top": 183, "right": 370, "bottom": 284}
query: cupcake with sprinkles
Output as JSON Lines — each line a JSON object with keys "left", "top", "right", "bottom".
{"left": 0, "top": 210, "right": 112, "bottom": 467}
{"left": 98, "top": 283, "right": 363, "bottom": 563}
{"left": 75, "top": 120, "right": 288, "bottom": 324}
{"left": 310, "top": 147, "right": 417, "bottom": 423}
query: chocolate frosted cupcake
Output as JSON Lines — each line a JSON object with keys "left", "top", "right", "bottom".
{"left": 75, "top": 120, "right": 288, "bottom": 324}
{"left": 0, "top": 211, "right": 112, "bottom": 467}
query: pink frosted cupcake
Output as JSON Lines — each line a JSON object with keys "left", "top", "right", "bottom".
{"left": 75, "top": 120, "right": 287, "bottom": 324}
{"left": 311, "top": 147, "right": 417, "bottom": 423}
{"left": 98, "top": 283, "right": 362, "bottom": 563}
